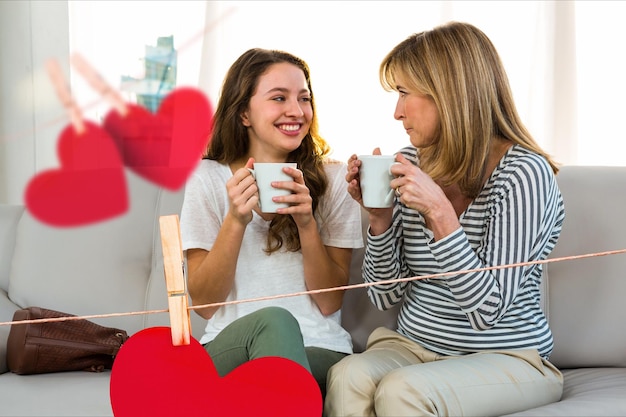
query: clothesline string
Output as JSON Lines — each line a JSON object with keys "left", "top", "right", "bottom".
{"left": 1, "top": 248, "right": 624, "bottom": 327}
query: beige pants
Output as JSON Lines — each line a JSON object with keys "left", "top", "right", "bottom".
{"left": 324, "top": 327, "right": 563, "bottom": 417}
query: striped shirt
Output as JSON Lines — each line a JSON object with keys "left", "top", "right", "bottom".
{"left": 363, "top": 145, "right": 565, "bottom": 358}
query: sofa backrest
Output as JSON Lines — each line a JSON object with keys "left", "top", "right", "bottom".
{"left": 543, "top": 165, "right": 626, "bottom": 368}
{"left": 341, "top": 166, "right": 626, "bottom": 368}
{"left": 3, "top": 172, "right": 205, "bottom": 339}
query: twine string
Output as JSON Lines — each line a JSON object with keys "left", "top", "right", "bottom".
{"left": 0, "top": 248, "right": 624, "bottom": 327}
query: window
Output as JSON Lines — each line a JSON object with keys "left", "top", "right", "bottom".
{"left": 68, "top": 1, "right": 206, "bottom": 121}
{"left": 68, "top": 1, "right": 625, "bottom": 166}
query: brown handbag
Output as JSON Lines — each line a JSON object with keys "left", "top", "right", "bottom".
{"left": 7, "top": 306, "right": 129, "bottom": 375}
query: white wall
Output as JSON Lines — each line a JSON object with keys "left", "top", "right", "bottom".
{"left": 0, "top": 0, "right": 70, "bottom": 204}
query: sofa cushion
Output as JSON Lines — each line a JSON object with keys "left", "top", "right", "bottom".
{"left": 502, "top": 368, "right": 626, "bottom": 416}
{"left": 0, "top": 372, "right": 112, "bottom": 416}
{"left": 546, "top": 166, "right": 626, "bottom": 368}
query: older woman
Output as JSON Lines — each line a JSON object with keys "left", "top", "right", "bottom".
{"left": 326, "top": 22, "right": 565, "bottom": 416}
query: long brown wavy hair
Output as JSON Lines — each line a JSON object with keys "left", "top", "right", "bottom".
{"left": 205, "top": 48, "right": 331, "bottom": 253}
{"left": 380, "top": 22, "right": 559, "bottom": 197}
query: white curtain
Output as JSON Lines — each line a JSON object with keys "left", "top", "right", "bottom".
{"left": 3, "top": 1, "right": 623, "bottom": 204}
{"left": 67, "top": 0, "right": 581, "bottom": 164}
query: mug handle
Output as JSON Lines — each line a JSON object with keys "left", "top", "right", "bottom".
{"left": 384, "top": 162, "right": 402, "bottom": 206}
{"left": 246, "top": 168, "right": 261, "bottom": 208}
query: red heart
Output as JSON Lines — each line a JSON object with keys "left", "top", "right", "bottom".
{"left": 103, "top": 87, "right": 213, "bottom": 191}
{"left": 110, "top": 327, "right": 322, "bottom": 417}
{"left": 24, "top": 121, "right": 128, "bottom": 227}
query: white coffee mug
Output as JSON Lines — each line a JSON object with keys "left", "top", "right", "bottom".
{"left": 358, "top": 155, "right": 397, "bottom": 208}
{"left": 248, "top": 162, "right": 297, "bottom": 213}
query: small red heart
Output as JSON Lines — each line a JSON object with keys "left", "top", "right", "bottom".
{"left": 110, "top": 327, "right": 322, "bottom": 417}
{"left": 24, "top": 121, "right": 128, "bottom": 227}
{"left": 103, "top": 87, "right": 213, "bottom": 191}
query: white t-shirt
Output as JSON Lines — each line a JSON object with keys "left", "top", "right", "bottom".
{"left": 180, "top": 159, "right": 363, "bottom": 354}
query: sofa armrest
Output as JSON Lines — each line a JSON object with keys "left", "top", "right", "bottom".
{"left": 0, "top": 288, "right": 21, "bottom": 374}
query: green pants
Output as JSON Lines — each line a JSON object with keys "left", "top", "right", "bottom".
{"left": 204, "top": 306, "right": 347, "bottom": 397}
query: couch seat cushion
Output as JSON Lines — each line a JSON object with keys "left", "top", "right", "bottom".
{"left": 503, "top": 368, "right": 626, "bottom": 416}
{"left": 0, "top": 372, "right": 112, "bottom": 416}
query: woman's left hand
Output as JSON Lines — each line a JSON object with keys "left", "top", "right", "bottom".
{"left": 274, "top": 166, "right": 314, "bottom": 227}
{"left": 390, "top": 153, "right": 457, "bottom": 232}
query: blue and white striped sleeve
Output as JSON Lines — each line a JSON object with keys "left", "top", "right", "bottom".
{"left": 362, "top": 146, "right": 418, "bottom": 310}
{"left": 429, "top": 156, "right": 562, "bottom": 330}
{"left": 362, "top": 207, "right": 410, "bottom": 310}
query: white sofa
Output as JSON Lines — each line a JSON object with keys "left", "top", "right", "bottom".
{"left": 1, "top": 166, "right": 625, "bottom": 416}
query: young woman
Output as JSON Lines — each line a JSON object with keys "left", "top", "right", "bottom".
{"left": 325, "top": 22, "right": 565, "bottom": 416}
{"left": 179, "top": 48, "right": 363, "bottom": 397}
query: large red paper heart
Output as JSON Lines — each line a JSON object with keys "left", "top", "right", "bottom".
{"left": 103, "top": 87, "right": 213, "bottom": 191}
{"left": 110, "top": 326, "right": 322, "bottom": 417}
{"left": 24, "top": 121, "right": 128, "bottom": 227}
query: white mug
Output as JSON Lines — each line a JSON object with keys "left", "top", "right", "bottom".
{"left": 358, "top": 155, "right": 397, "bottom": 208}
{"left": 248, "top": 162, "right": 297, "bottom": 213}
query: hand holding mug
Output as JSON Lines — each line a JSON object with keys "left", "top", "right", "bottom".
{"left": 275, "top": 165, "right": 314, "bottom": 228}
{"left": 346, "top": 147, "right": 386, "bottom": 207}
{"left": 389, "top": 152, "right": 454, "bottom": 222}
{"left": 247, "top": 162, "right": 297, "bottom": 213}
{"left": 347, "top": 146, "right": 400, "bottom": 209}
{"left": 358, "top": 155, "right": 400, "bottom": 208}
{"left": 226, "top": 158, "right": 259, "bottom": 224}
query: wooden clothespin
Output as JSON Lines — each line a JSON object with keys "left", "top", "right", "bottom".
{"left": 46, "top": 59, "right": 86, "bottom": 135}
{"left": 159, "top": 215, "right": 191, "bottom": 346}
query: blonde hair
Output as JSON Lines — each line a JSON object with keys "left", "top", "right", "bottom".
{"left": 380, "top": 21, "right": 559, "bottom": 197}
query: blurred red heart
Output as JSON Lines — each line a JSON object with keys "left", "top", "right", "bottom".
{"left": 24, "top": 121, "right": 128, "bottom": 227}
{"left": 110, "top": 327, "right": 322, "bottom": 417}
{"left": 103, "top": 87, "right": 213, "bottom": 191}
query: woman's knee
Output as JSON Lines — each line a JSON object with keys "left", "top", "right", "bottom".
{"left": 327, "top": 353, "right": 380, "bottom": 393}
{"left": 374, "top": 370, "right": 436, "bottom": 417}
{"left": 249, "top": 306, "right": 302, "bottom": 337}
{"left": 325, "top": 354, "right": 381, "bottom": 416}
{"left": 252, "top": 306, "right": 299, "bottom": 325}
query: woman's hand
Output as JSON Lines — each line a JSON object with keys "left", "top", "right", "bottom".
{"left": 347, "top": 148, "right": 394, "bottom": 235}
{"left": 345, "top": 153, "right": 363, "bottom": 205}
{"left": 390, "top": 152, "right": 459, "bottom": 239}
{"left": 274, "top": 165, "right": 314, "bottom": 228}
{"left": 347, "top": 148, "right": 391, "bottom": 211}
{"left": 226, "top": 157, "right": 259, "bottom": 225}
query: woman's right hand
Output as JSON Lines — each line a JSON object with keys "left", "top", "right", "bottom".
{"left": 346, "top": 153, "right": 364, "bottom": 205}
{"left": 226, "top": 157, "right": 259, "bottom": 225}
{"left": 346, "top": 148, "right": 394, "bottom": 235}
